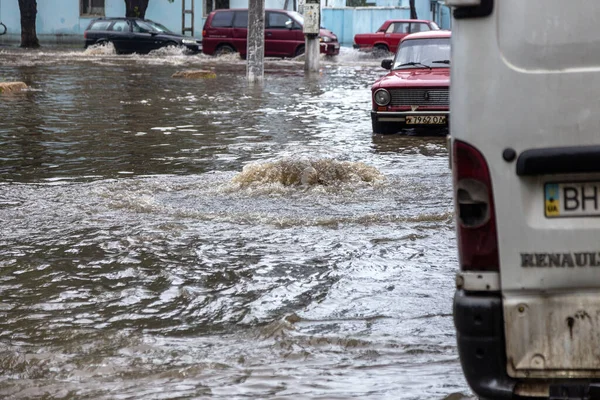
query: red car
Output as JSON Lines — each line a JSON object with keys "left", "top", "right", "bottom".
{"left": 202, "top": 9, "right": 340, "bottom": 58}
{"left": 370, "top": 30, "right": 451, "bottom": 135}
{"left": 353, "top": 19, "right": 440, "bottom": 56}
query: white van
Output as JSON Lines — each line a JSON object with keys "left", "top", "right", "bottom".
{"left": 449, "top": 1, "right": 600, "bottom": 399}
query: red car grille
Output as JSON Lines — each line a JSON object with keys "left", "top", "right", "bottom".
{"left": 389, "top": 88, "right": 449, "bottom": 107}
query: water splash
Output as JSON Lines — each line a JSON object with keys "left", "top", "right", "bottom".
{"left": 83, "top": 42, "right": 117, "bottom": 55}
{"left": 149, "top": 45, "right": 189, "bottom": 57}
{"left": 231, "top": 157, "right": 385, "bottom": 187}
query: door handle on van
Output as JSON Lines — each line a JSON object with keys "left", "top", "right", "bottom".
{"left": 516, "top": 145, "right": 600, "bottom": 176}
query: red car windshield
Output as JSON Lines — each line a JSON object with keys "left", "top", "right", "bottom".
{"left": 392, "top": 38, "right": 450, "bottom": 69}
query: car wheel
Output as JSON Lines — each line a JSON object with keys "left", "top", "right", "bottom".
{"left": 165, "top": 41, "right": 179, "bottom": 48}
{"left": 214, "top": 45, "right": 236, "bottom": 56}
{"left": 373, "top": 44, "right": 389, "bottom": 58}
{"left": 295, "top": 45, "right": 305, "bottom": 57}
{"left": 372, "top": 118, "right": 399, "bottom": 135}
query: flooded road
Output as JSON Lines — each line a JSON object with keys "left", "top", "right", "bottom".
{"left": 0, "top": 45, "right": 472, "bottom": 399}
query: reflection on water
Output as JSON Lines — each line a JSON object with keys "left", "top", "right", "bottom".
{"left": 0, "top": 47, "right": 472, "bottom": 399}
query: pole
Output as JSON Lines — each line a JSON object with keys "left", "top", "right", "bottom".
{"left": 247, "top": 0, "right": 265, "bottom": 82}
{"left": 303, "top": 0, "right": 320, "bottom": 73}
{"left": 305, "top": 34, "right": 319, "bottom": 72}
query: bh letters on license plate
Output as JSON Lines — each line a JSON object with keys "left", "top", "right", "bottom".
{"left": 545, "top": 182, "right": 600, "bottom": 218}
{"left": 406, "top": 115, "right": 446, "bottom": 125}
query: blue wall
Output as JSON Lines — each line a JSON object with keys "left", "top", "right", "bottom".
{"left": 321, "top": 1, "right": 451, "bottom": 47}
{"left": 0, "top": 0, "right": 205, "bottom": 44}
{"left": 322, "top": 7, "right": 412, "bottom": 47}
{"left": 0, "top": 0, "right": 448, "bottom": 47}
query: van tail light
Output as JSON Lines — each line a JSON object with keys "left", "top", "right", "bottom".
{"left": 453, "top": 140, "right": 500, "bottom": 271}
{"left": 202, "top": 30, "right": 206, "bottom": 36}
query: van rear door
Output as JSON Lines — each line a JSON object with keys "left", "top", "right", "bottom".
{"left": 202, "top": 10, "right": 234, "bottom": 55}
{"left": 452, "top": 0, "right": 600, "bottom": 379}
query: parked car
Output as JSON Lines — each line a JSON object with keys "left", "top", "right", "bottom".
{"left": 370, "top": 30, "right": 450, "bottom": 135}
{"left": 83, "top": 17, "right": 202, "bottom": 54}
{"left": 451, "top": 0, "right": 600, "bottom": 399}
{"left": 202, "top": 8, "right": 340, "bottom": 58}
{"left": 353, "top": 19, "right": 440, "bottom": 56}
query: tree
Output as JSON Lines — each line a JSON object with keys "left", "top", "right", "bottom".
{"left": 124, "top": 0, "right": 174, "bottom": 19}
{"left": 18, "top": 0, "right": 40, "bottom": 48}
{"left": 409, "top": 0, "right": 418, "bottom": 19}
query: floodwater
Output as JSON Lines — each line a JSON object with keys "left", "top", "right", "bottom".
{"left": 0, "top": 44, "right": 473, "bottom": 399}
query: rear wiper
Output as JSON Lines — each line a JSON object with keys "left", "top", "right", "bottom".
{"left": 396, "top": 62, "right": 431, "bottom": 70}
{"left": 432, "top": 60, "right": 450, "bottom": 64}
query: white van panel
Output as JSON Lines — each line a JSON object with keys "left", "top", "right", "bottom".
{"left": 498, "top": 0, "right": 600, "bottom": 72}
{"left": 452, "top": 2, "right": 600, "bottom": 293}
{"left": 451, "top": 1, "right": 600, "bottom": 376}
{"left": 505, "top": 292, "right": 600, "bottom": 378}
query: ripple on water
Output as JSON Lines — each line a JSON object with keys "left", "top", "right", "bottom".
{"left": 0, "top": 47, "right": 468, "bottom": 399}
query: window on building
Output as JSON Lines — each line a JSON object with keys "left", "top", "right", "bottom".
{"left": 81, "top": 0, "right": 105, "bottom": 16}
{"left": 346, "top": 0, "right": 367, "bottom": 6}
{"left": 204, "top": 0, "right": 230, "bottom": 18}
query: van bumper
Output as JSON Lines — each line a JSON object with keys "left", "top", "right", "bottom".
{"left": 454, "top": 290, "right": 517, "bottom": 399}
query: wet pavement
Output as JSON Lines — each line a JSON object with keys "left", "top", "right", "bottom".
{"left": 0, "top": 44, "right": 474, "bottom": 399}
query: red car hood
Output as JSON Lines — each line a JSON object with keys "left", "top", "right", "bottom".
{"left": 372, "top": 68, "right": 450, "bottom": 90}
{"left": 320, "top": 28, "right": 337, "bottom": 40}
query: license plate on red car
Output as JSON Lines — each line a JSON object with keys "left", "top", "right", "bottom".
{"left": 406, "top": 115, "right": 447, "bottom": 124}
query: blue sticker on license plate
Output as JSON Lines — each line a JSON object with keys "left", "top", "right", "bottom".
{"left": 545, "top": 181, "right": 600, "bottom": 218}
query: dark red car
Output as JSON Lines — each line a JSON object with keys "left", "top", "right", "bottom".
{"left": 202, "top": 9, "right": 340, "bottom": 58}
{"left": 370, "top": 30, "right": 451, "bottom": 135}
{"left": 353, "top": 19, "right": 440, "bottom": 56}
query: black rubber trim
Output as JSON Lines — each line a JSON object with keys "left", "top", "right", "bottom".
{"left": 453, "top": 0, "right": 494, "bottom": 19}
{"left": 516, "top": 145, "right": 600, "bottom": 176}
{"left": 454, "top": 290, "right": 516, "bottom": 399}
{"left": 548, "top": 382, "right": 600, "bottom": 399}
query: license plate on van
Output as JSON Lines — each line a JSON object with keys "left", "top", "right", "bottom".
{"left": 545, "top": 182, "right": 600, "bottom": 217}
{"left": 406, "top": 115, "right": 447, "bottom": 124}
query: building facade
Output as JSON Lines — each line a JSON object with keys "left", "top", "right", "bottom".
{"left": 0, "top": 0, "right": 450, "bottom": 47}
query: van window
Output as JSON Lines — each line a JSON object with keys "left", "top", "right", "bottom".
{"left": 267, "top": 12, "right": 293, "bottom": 29}
{"left": 211, "top": 11, "right": 234, "bottom": 27}
{"left": 233, "top": 11, "right": 248, "bottom": 28}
